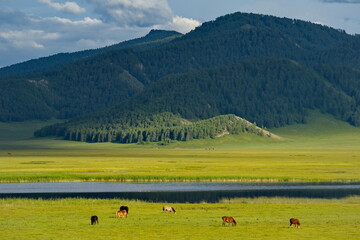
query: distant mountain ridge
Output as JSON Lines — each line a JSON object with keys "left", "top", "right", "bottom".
{"left": 0, "top": 29, "right": 182, "bottom": 78}
{"left": 1, "top": 12, "right": 360, "bottom": 143}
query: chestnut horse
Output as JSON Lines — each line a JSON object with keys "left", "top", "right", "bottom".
{"left": 289, "top": 218, "right": 300, "bottom": 228}
{"left": 222, "top": 216, "right": 236, "bottom": 226}
{"left": 163, "top": 206, "right": 176, "bottom": 214}
{"left": 116, "top": 210, "right": 128, "bottom": 218}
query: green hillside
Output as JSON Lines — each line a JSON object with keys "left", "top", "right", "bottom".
{"left": 1, "top": 111, "right": 360, "bottom": 150}
{"left": 35, "top": 58, "right": 360, "bottom": 142}
{"left": 1, "top": 12, "right": 360, "bottom": 139}
{"left": 34, "top": 113, "right": 275, "bottom": 144}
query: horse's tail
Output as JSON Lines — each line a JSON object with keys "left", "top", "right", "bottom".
{"left": 232, "top": 219, "right": 237, "bottom": 226}
{"left": 172, "top": 207, "right": 176, "bottom": 213}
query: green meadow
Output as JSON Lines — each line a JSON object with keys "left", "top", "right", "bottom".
{"left": 1, "top": 111, "right": 360, "bottom": 239}
{"left": 0, "top": 111, "right": 360, "bottom": 182}
{"left": 1, "top": 197, "right": 359, "bottom": 240}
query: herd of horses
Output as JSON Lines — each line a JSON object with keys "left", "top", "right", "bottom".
{"left": 91, "top": 205, "right": 301, "bottom": 228}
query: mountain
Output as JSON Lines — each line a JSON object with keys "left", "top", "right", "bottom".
{"left": 0, "top": 29, "right": 182, "bottom": 78}
{"left": 1, "top": 12, "right": 360, "bottom": 143}
{"left": 0, "top": 30, "right": 182, "bottom": 121}
{"left": 35, "top": 57, "right": 359, "bottom": 143}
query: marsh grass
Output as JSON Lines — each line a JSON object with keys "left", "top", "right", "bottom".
{"left": 0, "top": 149, "right": 360, "bottom": 182}
{"left": 0, "top": 197, "right": 359, "bottom": 240}
{"left": 1, "top": 147, "right": 360, "bottom": 182}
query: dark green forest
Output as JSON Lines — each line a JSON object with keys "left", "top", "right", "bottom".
{"left": 1, "top": 12, "right": 360, "bottom": 143}
{"left": 36, "top": 58, "right": 359, "bottom": 143}
{"left": 34, "top": 113, "right": 267, "bottom": 143}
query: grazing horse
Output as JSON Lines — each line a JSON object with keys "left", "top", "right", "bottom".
{"left": 91, "top": 215, "right": 99, "bottom": 225}
{"left": 119, "top": 206, "right": 129, "bottom": 214}
{"left": 289, "top": 218, "right": 301, "bottom": 228}
{"left": 116, "top": 210, "right": 128, "bottom": 218}
{"left": 222, "top": 216, "right": 236, "bottom": 226}
{"left": 163, "top": 206, "right": 176, "bottom": 214}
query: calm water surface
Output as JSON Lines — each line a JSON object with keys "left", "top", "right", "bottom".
{"left": 1, "top": 182, "right": 359, "bottom": 203}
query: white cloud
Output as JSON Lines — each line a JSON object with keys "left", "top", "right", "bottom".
{"left": 48, "top": 16, "right": 102, "bottom": 25}
{"left": 84, "top": 0, "right": 201, "bottom": 32}
{"left": 0, "top": 29, "right": 60, "bottom": 49}
{"left": 39, "top": 0, "right": 86, "bottom": 14}
{"left": 169, "top": 16, "right": 201, "bottom": 33}
{"left": 86, "top": 0, "right": 173, "bottom": 27}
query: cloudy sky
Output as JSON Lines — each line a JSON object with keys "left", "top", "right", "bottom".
{"left": 1, "top": 0, "right": 360, "bottom": 68}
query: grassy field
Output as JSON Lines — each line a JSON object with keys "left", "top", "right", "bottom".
{"left": 1, "top": 112, "right": 360, "bottom": 239}
{"left": 1, "top": 197, "right": 359, "bottom": 240}
{"left": 0, "top": 112, "right": 360, "bottom": 182}
{"left": 0, "top": 148, "right": 359, "bottom": 182}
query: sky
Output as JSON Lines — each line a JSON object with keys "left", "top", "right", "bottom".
{"left": 1, "top": 0, "right": 360, "bottom": 68}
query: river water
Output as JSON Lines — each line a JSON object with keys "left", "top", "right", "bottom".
{"left": 1, "top": 182, "right": 359, "bottom": 203}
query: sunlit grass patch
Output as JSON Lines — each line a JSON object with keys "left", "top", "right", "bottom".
{"left": 0, "top": 197, "right": 359, "bottom": 240}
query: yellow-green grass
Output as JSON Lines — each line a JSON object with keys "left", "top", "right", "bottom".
{"left": 1, "top": 111, "right": 360, "bottom": 182}
{"left": 1, "top": 148, "right": 360, "bottom": 182}
{"left": 0, "top": 197, "right": 359, "bottom": 240}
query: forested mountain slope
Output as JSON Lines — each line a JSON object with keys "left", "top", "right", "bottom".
{"left": 36, "top": 58, "right": 359, "bottom": 143}
{"left": 0, "top": 31, "right": 180, "bottom": 121}
{"left": 1, "top": 12, "right": 360, "bottom": 142}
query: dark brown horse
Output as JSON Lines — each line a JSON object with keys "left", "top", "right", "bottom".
{"left": 91, "top": 215, "right": 98, "bottom": 225}
{"left": 119, "top": 206, "right": 129, "bottom": 214}
{"left": 222, "top": 216, "right": 236, "bottom": 226}
{"left": 116, "top": 210, "right": 128, "bottom": 218}
{"left": 289, "top": 218, "right": 300, "bottom": 228}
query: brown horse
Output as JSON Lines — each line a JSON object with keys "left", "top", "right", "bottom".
{"left": 116, "top": 210, "right": 128, "bottom": 218}
{"left": 119, "top": 206, "right": 129, "bottom": 214}
{"left": 289, "top": 218, "right": 300, "bottom": 228}
{"left": 222, "top": 216, "right": 236, "bottom": 226}
{"left": 91, "top": 215, "right": 98, "bottom": 225}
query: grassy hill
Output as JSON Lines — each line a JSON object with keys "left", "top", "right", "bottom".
{"left": 1, "top": 111, "right": 360, "bottom": 150}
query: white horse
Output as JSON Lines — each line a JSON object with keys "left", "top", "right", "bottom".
{"left": 163, "top": 206, "right": 176, "bottom": 214}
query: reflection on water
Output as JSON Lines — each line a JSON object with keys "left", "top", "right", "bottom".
{"left": 0, "top": 182, "right": 359, "bottom": 203}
